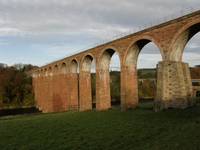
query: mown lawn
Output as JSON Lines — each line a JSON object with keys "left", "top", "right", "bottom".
{"left": 1, "top": 103, "right": 200, "bottom": 150}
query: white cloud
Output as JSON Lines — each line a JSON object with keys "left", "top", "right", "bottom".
{"left": 0, "top": 0, "right": 199, "bottom": 66}
{"left": 138, "top": 54, "right": 162, "bottom": 68}
{"left": 0, "top": 27, "right": 25, "bottom": 36}
{"left": 0, "top": 0, "right": 199, "bottom": 37}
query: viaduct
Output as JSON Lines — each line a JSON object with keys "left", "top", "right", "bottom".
{"left": 32, "top": 10, "right": 200, "bottom": 113}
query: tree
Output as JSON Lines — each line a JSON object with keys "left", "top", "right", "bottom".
{"left": 0, "top": 64, "right": 37, "bottom": 109}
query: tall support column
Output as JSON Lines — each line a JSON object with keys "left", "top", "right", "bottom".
{"left": 44, "top": 75, "right": 50, "bottom": 112}
{"left": 155, "top": 61, "right": 193, "bottom": 111}
{"left": 40, "top": 75, "right": 45, "bottom": 112}
{"left": 44, "top": 74, "right": 53, "bottom": 113}
{"left": 52, "top": 73, "right": 66, "bottom": 112}
{"left": 37, "top": 76, "right": 42, "bottom": 111}
{"left": 79, "top": 71, "right": 92, "bottom": 111}
{"left": 47, "top": 74, "right": 53, "bottom": 113}
{"left": 60, "top": 74, "right": 69, "bottom": 111}
{"left": 121, "top": 65, "right": 138, "bottom": 110}
{"left": 40, "top": 75, "right": 52, "bottom": 112}
{"left": 96, "top": 69, "right": 111, "bottom": 111}
{"left": 52, "top": 74, "right": 59, "bottom": 112}
{"left": 68, "top": 73, "right": 79, "bottom": 110}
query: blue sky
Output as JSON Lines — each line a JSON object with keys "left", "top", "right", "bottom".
{"left": 0, "top": 0, "right": 199, "bottom": 68}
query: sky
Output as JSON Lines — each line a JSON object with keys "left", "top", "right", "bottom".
{"left": 0, "top": 0, "right": 199, "bottom": 68}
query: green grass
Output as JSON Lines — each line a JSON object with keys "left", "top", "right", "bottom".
{"left": 1, "top": 104, "right": 200, "bottom": 150}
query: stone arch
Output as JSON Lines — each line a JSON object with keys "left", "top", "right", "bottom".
{"left": 81, "top": 54, "right": 94, "bottom": 72}
{"left": 61, "top": 63, "right": 67, "bottom": 74}
{"left": 123, "top": 37, "right": 163, "bottom": 66}
{"left": 54, "top": 64, "right": 59, "bottom": 72}
{"left": 79, "top": 54, "right": 95, "bottom": 111}
{"left": 41, "top": 68, "right": 46, "bottom": 77}
{"left": 44, "top": 68, "right": 48, "bottom": 76}
{"left": 40, "top": 69, "right": 43, "bottom": 76}
{"left": 70, "top": 59, "right": 79, "bottom": 73}
{"left": 48, "top": 66, "right": 53, "bottom": 76}
{"left": 68, "top": 59, "right": 79, "bottom": 110}
{"left": 96, "top": 47, "right": 121, "bottom": 110}
{"left": 169, "top": 22, "right": 200, "bottom": 61}
{"left": 99, "top": 48, "right": 121, "bottom": 70}
{"left": 153, "top": 22, "right": 200, "bottom": 110}
{"left": 37, "top": 70, "right": 40, "bottom": 77}
{"left": 121, "top": 38, "right": 163, "bottom": 110}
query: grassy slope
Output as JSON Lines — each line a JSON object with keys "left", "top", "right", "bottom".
{"left": 1, "top": 104, "right": 200, "bottom": 150}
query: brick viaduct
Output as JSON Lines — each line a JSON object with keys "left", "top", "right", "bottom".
{"left": 32, "top": 10, "right": 200, "bottom": 113}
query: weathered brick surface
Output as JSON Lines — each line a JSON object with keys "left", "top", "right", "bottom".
{"left": 52, "top": 74, "right": 64, "bottom": 112}
{"left": 121, "top": 66, "right": 138, "bottom": 110}
{"left": 155, "top": 61, "right": 193, "bottom": 111}
{"left": 32, "top": 11, "right": 200, "bottom": 112}
{"left": 96, "top": 70, "right": 111, "bottom": 110}
{"left": 79, "top": 71, "right": 92, "bottom": 111}
{"left": 68, "top": 73, "right": 79, "bottom": 110}
{"left": 59, "top": 74, "right": 70, "bottom": 111}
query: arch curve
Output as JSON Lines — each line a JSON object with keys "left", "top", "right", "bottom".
{"left": 81, "top": 54, "right": 94, "bottom": 72}
{"left": 61, "top": 63, "right": 67, "bottom": 74}
{"left": 99, "top": 47, "right": 121, "bottom": 70}
{"left": 70, "top": 59, "right": 79, "bottom": 73}
{"left": 169, "top": 21, "right": 200, "bottom": 61}
{"left": 54, "top": 64, "right": 59, "bottom": 72}
{"left": 48, "top": 66, "right": 53, "bottom": 76}
{"left": 123, "top": 37, "right": 163, "bottom": 68}
{"left": 44, "top": 68, "right": 48, "bottom": 76}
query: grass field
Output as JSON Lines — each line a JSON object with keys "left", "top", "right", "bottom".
{"left": 1, "top": 103, "right": 200, "bottom": 150}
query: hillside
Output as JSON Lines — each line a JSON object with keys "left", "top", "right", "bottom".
{"left": 1, "top": 104, "right": 200, "bottom": 150}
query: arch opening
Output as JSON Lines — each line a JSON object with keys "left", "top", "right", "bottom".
{"left": 182, "top": 26, "right": 200, "bottom": 99}
{"left": 82, "top": 55, "right": 93, "bottom": 72}
{"left": 100, "top": 49, "right": 116, "bottom": 70}
{"left": 171, "top": 23, "right": 200, "bottom": 61}
{"left": 44, "top": 68, "right": 48, "bottom": 76}
{"left": 48, "top": 67, "right": 52, "bottom": 76}
{"left": 81, "top": 55, "right": 96, "bottom": 109}
{"left": 54, "top": 65, "right": 58, "bottom": 72}
{"left": 69, "top": 59, "right": 79, "bottom": 110}
{"left": 100, "top": 48, "right": 121, "bottom": 108}
{"left": 125, "top": 39, "right": 162, "bottom": 109}
{"left": 70, "top": 60, "right": 79, "bottom": 73}
{"left": 61, "top": 63, "right": 67, "bottom": 74}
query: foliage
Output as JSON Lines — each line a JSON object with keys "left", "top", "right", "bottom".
{"left": 91, "top": 70, "right": 157, "bottom": 103}
{"left": 138, "top": 68, "right": 156, "bottom": 79}
{"left": 91, "top": 67, "right": 200, "bottom": 101}
{"left": 91, "top": 71, "right": 121, "bottom": 104}
{"left": 110, "top": 71, "right": 120, "bottom": 102}
{"left": 0, "top": 64, "right": 37, "bottom": 109}
{"left": 138, "top": 79, "right": 156, "bottom": 99}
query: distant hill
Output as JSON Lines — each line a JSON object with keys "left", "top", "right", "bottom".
{"left": 138, "top": 68, "right": 156, "bottom": 79}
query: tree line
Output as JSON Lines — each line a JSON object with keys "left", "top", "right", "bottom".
{"left": 0, "top": 64, "right": 38, "bottom": 109}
